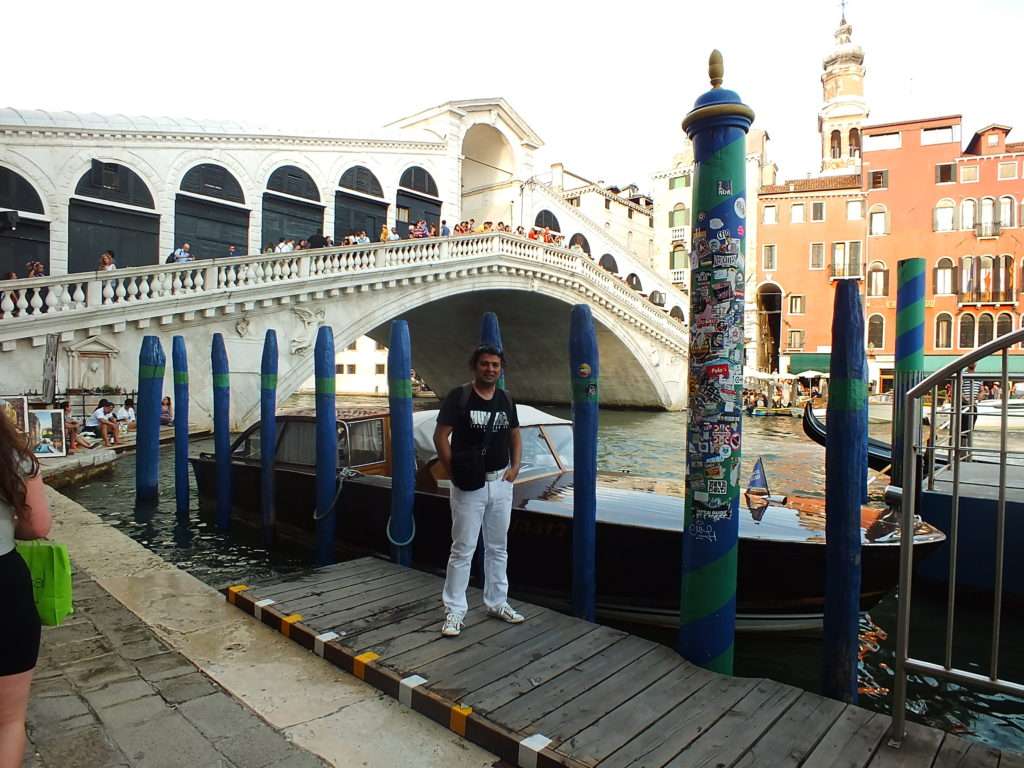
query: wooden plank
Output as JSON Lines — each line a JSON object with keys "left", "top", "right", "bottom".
{"left": 288, "top": 569, "right": 437, "bottom": 621}
{"left": 801, "top": 707, "right": 892, "bottom": 768}
{"left": 527, "top": 645, "right": 685, "bottom": 745}
{"left": 248, "top": 558, "right": 393, "bottom": 599}
{"left": 662, "top": 679, "right": 803, "bottom": 768}
{"left": 357, "top": 601, "right": 497, "bottom": 658}
{"left": 732, "top": 690, "right": 846, "bottom": 768}
{"left": 313, "top": 582, "right": 442, "bottom": 629}
{"left": 281, "top": 569, "right": 431, "bottom": 613}
{"left": 599, "top": 674, "right": 758, "bottom": 768}
{"left": 557, "top": 663, "right": 712, "bottom": 763}
{"left": 464, "top": 626, "right": 627, "bottom": 715}
{"left": 430, "top": 621, "right": 601, "bottom": 701}
{"left": 490, "top": 635, "right": 657, "bottom": 733}
{"left": 867, "top": 720, "right": 944, "bottom": 767}
{"left": 344, "top": 594, "right": 472, "bottom": 650}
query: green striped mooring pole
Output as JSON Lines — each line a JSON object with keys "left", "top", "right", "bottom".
{"left": 891, "top": 258, "right": 926, "bottom": 489}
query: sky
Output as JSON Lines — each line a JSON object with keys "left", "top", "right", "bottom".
{"left": 8, "top": 0, "right": 1023, "bottom": 192}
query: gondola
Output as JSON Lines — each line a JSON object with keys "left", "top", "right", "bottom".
{"left": 802, "top": 402, "right": 898, "bottom": 472}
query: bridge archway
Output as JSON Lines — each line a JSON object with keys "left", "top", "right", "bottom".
{"left": 534, "top": 210, "right": 560, "bottom": 233}
{"left": 625, "top": 273, "right": 643, "bottom": 291}
{"left": 0, "top": 166, "right": 49, "bottom": 276}
{"left": 598, "top": 253, "right": 618, "bottom": 273}
{"left": 175, "top": 163, "right": 249, "bottom": 259}
{"left": 669, "top": 305, "right": 685, "bottom": 323}
{"left": 569, "top": 233, "right": 591, "bottom": 255}
{"left": 263, "top": 165, "right": 324, "bottom": 248}
{"left": 756, "top": 281, "right": 783, "bottom": 373}
{"left": 336, "top": 166, "right": 388, "bottom": 243}
{"left": 461, "top": 124, "right": 515, "bottom": 195}
{"left": 397, "top": 166, "right": 441, "bottom": 238}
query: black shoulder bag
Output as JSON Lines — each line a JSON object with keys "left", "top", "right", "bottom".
{"left": 450, "top": 394, "right": 500, "bottom": 492}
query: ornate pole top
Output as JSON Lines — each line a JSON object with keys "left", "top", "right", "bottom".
{"left": 681, "top": 49, "right": 755, "bottom": 136}
{"left": 709, "top": 50, "right": 724, "bottom": 88}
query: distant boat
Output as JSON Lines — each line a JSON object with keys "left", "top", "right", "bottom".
{"left": 934, "top": 398, "right": 1024, "bottom": 432}
{"left": 813, "top": 394, "right": 892, "bottom": 425}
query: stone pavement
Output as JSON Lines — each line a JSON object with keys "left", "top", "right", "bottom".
{"left": 23, "top": 570, "right": 328, "bottom": 768}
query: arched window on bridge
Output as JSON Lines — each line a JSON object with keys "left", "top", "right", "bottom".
{"left": 625, "top": 273, "right": 643, "bottom": 292}
{"left": 176, "top": 164, "right": 249, "bottom": 260}
{"left": 70, "top": 161, "right": 158, "bottom": 272}
{"left": 867, "top": 314, "right": 885, "bottom": 350}
{"left": 648, "top": 290, "right": 666, "bottom": 307}
{"left": 0, "top": 166, "right": 49, "bottom": 276}
{"left": 263, "top": 165, "right": 324, "bottom": 250}
{"left": 397, "top": 166, "right": 440, "bottom": 238}
{"left": 337, "top": 166, "right": 387, "bottom": 243}
{"left": 598, "top": 253, "right": 617, "bottom": 273}
{"left": 568, "top": 233, "right": 591, "bottom": 254}
{"left": 534, "top": 210, "right": 560, "bottom": 233}
{"left": 669, "top": 305, "right": 685, "bottom": 323}
{"left": 959, "top": 313, "right": 976, "bottom": 349}
{"left": 935, "top": 312, "right": 953, "bottom": 350}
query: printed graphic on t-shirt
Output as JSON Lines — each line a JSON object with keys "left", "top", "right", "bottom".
{"left": 469, "top": 410, "right": 510, "bottom": 429}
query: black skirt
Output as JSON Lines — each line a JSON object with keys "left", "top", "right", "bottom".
{"left": 0, "top": 548, "right": 41, "bottom": 675}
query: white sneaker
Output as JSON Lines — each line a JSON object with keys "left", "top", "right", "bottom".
{"left": 487, "top": 603, "right": 525, "bottom": 624}
{"left": 441, "top": 612, "right": 464, "bottom": 637}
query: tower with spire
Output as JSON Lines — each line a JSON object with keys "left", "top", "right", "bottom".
{"left": 818, "top": 6, "right": 869, "bottom": 174}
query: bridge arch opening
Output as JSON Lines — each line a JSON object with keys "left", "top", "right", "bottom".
{"left": 648, "top": 290, "right": 666, "bottom": 307}
{"left": 625, "top": 273, "right": 643, "bottom": 291}
{"left": 534, "top": 209, "right": 560, "bottom": 233}
{"left": 598, "top": 253, "right": 618, "bottom": 273}
{"left": 569, "top": 233, "right": 591, "bottom": 255}
{"left": 0, "top": 166, "right": 49, "bottom": 276}
{"left": 669, "top": 305, "right": 685, "bottom": 323}
{"left": 263, "top": 165, "right": 324, "bottom": 249}
{"left": 397, "top": 166, "right": 440, "bottom": 238}
{"left": 176, "top": 163, "right": 249, "bottom": 259}
{"left": 756, "top": 282, "right": 783, "bottom": 373}
{"left": 336, "top": 166, "right": 388, "bottom": 243}
{"left": 70, "top": 161, "right": 158, "bottom": 272}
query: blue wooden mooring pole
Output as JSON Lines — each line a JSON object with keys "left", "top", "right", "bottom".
{"left": 260, "top": 330, "right": 278, "bottom": 541}
{"left": 136, "top": 336, "right": 165, "bottom": 502}
{"left": 823, "top": 279, "right": 868, "bottom": 703}
{"left": 480, "top": 311, "right": 506, "bottom": 390}
{"left": 387, "top": 320, "right": 415, "bottom": 566}
{"left": 314, "top": 325, "right": 337, "bottom": 567}
{"left": 569, "top": 304, "right": 599, "bottom": 621}
{"left": 172, "top": 336, "right": 190, "bottom": 519}
{"left": 211, "top": 333, "right": 232, "bottom": 530}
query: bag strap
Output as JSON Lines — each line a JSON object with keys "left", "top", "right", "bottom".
{"left": 480, "top": 407, "right": 498, "bottom": 456}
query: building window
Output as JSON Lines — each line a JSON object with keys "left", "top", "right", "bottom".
{"left": 922, "top": 126, "right": 957, "bottom": 145}
{"left": 568, "top": 197, "right": 580, "bottom": 207}
{"left": 791, "top": 203, "right": 805, "bottom": 224}
{"left": 978, "top": 313, "right": 995, "bottom": 345}
{"left": 1000, "top": 196, "right": 1016, "bottom": 227}
{"left": 935, "top": 313, "right": 953, "bottom": 349}
{"left": 869, "top": 170, "right": 889, "bottom": 190}
{"left": 867, "top": 262, "right": 889, "bottom": 296}
{"left": 847, "top": 200, "right": 864, "bottom": 220}
{"left": 995, "top": 254, "right": 1014, "bottom": 299}
{"left": 935, "top": 164, "right": 955, "bottom": 184}
{"left": 762, "top": 245, "right": 777, "bottom": 271}
{"left": 788, "top": 295, "right": 805, "bottom": 314}
{"left": 959, "top": 314, "right": 976, "bottom": 348}
{"left": 347, "top": 341, "right": 357, "bottom": 351}
{"left": 998, "top": 162, "right": 1018, "bottom": 181}
{"left": 960, "top": 166, "right": 979, "bottom": 183}
{"left": 670, "top": 246, "right": 689, "bottom": 270}
{"left": 668, "top": 175, "right": 690, "bottom": 190}
{"left": 669, "top": 204, "right": 689, "bottom": 228}
{"left": 988, "top": 134, "right": 1000, "bottom": 147}
{"left": 809, "top": 242, "right": 825, "bottom": 270}
{"left": 335, "top": 364, "right": 344, "bottom": 375}
{"left": 346, "top": 364, "right": 357, "bottom": 374}
{"left": 997, "top": 312, "right": 1014, "bottom": 338}
{"left": 396, "top": 206, "right": 410, "bottom": 223}
{"left": 869, "top": 205, "right": 888, "bottom": 236}
{"left": 849, "top": 128, "right": 861, "bottom": 158}
{"left": 961, "top": 199, "right": 976, "bottom": 230}
{"left": 832, "top": 241, "right": 863, "bottom": 277}
{"left": 787, "top": 330, "right": 805, "bottom": 350}
{"left": 649, "top": 216, "right": 654, "bottom": 228}
{"left": 763, "top": 205, "right": 777, "bottom": 224}
{"left": 375, "top": 341, "right": 385, "bottom": 350}
{"left": 811, "top": 202, "right": 825, "bottom": 222}
{"left": 960, "top": 256, "right": 975, "bottom": 295}
{"left": 830, "top": 130, "right": 842, "bottom": 159}
{"left": 604, "top": 198, "right": 611, "bottom": 210}
{"left": 933, "top": 199, "right": 956, "bottom": 232}
{"left": 627, "top": 208, "right": 634, "bottom": 219}
{"left": 863, "top": 132, "right": 902, "bottom": 151}
{"left": 867, "top": 315, "right": 885, "bottom": 349}
{"left": 934, "top": 258, "right": 954, "bottom": 295}
{"left": 375, "top": 364, "right": 386, "bottom": 375}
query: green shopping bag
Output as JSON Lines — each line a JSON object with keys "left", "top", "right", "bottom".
{"left": 15, "top": 539, "right": 73, "bottom": 626}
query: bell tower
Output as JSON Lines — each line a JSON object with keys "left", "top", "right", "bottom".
{"left": 819, "top": 7, "right": 868, "bottom": 174}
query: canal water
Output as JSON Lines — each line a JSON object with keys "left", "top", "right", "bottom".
{"left": 62, "top": 395, "right": 1024, "bottom": 752}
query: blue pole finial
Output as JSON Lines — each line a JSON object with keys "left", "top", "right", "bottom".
{"left": 171, "top": 336, "right": 190, "bottom": 519}
{"left": 314, "top": 325, "right": 337, "bottom": 566}
{"left": 569, "top": 304, "right": 599, "bottom": 621}
{"left": 136, "top": 336, "right": 165, "bottom": 502}
{"left": 388, "top": 321, "right": 415, "bottom": 566}
{"left": 260, "top": 330, "right": 279, "bottom": 543}
{"left": 479, "top": 312, "right": 506, "bottom": 390}
{"left": 211, "top": 332, "right": 232, "bottom": 530}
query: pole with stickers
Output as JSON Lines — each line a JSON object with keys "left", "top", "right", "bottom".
{"left": 677, "top": 50, "right": 754, "bottom": 673}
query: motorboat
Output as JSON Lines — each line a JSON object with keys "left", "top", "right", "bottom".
{"left": 934, "top": 398, "right": 1024, "bottom": 432}
{"left": 191, "top": 404, "right": 945, "bottom": 632}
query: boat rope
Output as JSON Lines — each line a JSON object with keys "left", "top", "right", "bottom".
{"left": 385, "top": 512, "right": 416, "bottom": 548}
{"left": 313, "top": 467, "right": 362, "bottom": 521}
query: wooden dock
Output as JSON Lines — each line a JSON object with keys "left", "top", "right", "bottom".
{"left": 223, "top": 557, "right": 1018, "bottom": 768}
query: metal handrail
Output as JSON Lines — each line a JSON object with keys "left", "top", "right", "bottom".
{"left": 890, "top": 325, "right": 1024, "bottom": 746}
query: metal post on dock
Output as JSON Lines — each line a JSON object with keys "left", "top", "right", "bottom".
{"left": 480, "top": 312, "right": 506, "bottom": 390}
{"left": 387, "top": 320, "right": 415, "bottom": 566}
{"left": 677, "top": 50, "right": 754, "bottom": 674}
{"left": 823, "top": 279, "right": 868, "bottom": 703}
{"left": 891, "top": 258, "right": 926, "bottom": 490}
{"left": 314, "top": 325, "right": 337, "bottom": 567}
{"left": 172, "top": 336, "right": 190, "bottom": 519}
{"left": 569, "top": 304, "right": 599, "bottom": 621}
{"left": 136, "top": 336, "right": 165, "bottom": 503}
{"left": 211, "top": 332, "right": 232, "bottom": 530}
{"left": 260, "top": 330, "right": 278, "bottom": 541}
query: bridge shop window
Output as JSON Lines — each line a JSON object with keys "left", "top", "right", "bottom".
{"left": 0, "top": 167, "right": 50, "bottom": 276}
{"left": 534, "top": 210, "right": 560, "bottom": 232}
{"left": 396, "top": 166, "right": 440, "bottom": 238}
{"left": 176, "top": 164, "right": 249, "bottom": 260}
{"left": 337, "top": 166, "right": 388, "bottom": 243}
{"left": 263, "top": 165, "right": 324, "bottom": 248}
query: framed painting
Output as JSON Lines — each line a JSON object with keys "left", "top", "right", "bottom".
{"left": 1, "top": 396, "right": 29, "bottom": 434}
{"left": 28, "top": 409, "right": 67, "bottom": 458}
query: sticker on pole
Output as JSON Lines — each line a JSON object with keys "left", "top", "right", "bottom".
{"left": 577, "top": 363, "right": 592, "bottom": 379}
{"left": 734, "top": 198, "right": 746, "bottom": 219}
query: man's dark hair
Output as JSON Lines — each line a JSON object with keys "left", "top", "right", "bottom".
{"left": 469, "top": 344, "right": 505, "bottom": 368}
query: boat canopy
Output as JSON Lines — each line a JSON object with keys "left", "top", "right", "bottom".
{"left": 411, "top": 405, "right": 571, "bottom": 465}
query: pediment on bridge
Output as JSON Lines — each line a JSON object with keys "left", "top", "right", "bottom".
{"left": 65, "top": 335, "right": 120, "bottom": 356}
{"left": 386, "top": 98, "right": 544, "bottom": 149}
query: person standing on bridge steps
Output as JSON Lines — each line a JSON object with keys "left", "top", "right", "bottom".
{"left": 433, "top": 345, "right": 524, "bottom": 637}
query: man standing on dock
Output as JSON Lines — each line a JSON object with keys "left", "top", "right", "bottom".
{"left": 434, "top": 345, "right": 523, "bottom": 636}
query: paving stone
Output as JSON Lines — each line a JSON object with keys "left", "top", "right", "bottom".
{"left": 40, "top": 620, "right": 102, "bottom": 645}
{"left": 271, "top": 750, "right": 331, "bottom": 768}
{"left": 52, "top": 635, "right": 114, "bottom": 666}
{"left": 133, "top": 651, "right": 195, "bottom": 682}
{"left": 117, "top": 636, "right": 168, "bottom": 660}
{"left": 30, "top": 676, "right": 75, "bottom": 698}
{"left": 178, "top": 692, "right": 264, "bottom": 742}
{"left": 63, "top": 653, "right": 137, "bottom": 690}
{"left": 70, "top": 579, "right": 106, "bottom": 600}
{"left": 110, "top": 711, "right": 232, "bottom": 768}
{"left": 95, "top": 695, "right": 170, "bottom": 729}
{"left": 27, "top": 693, "right": 91, "bottom": 726}
{"left": 154, "top": 671, "right": 218, "bottom": 704}
{"left": 33, "top": 724, "right": 128, "bottom": 768}
{"left": 82, "top": 678, "right": 156, "bottom": 709}
{"left": 216, "top": 725, "right": 299, "bottom": 768}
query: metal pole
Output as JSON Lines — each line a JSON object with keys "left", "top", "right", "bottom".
{"left": 891, "top": 258, "right": 926, "bottom": 489}
{"left": 388, "top": 320, "right": 415, "bottom": 566}
{"left": 314, "top": 325, "right": 337, "bottom": 566}
{"left": 822, "top": 279, "right": 867, "bottom": 703}
{"left": 136, "top": 336, "right": 165, "bottom": 503}
{"left": 570, "top": 304, "right": 599, "bottom": 621}
{"left": 211, "top": 332, "right": 232, "bottom": 530}
{"left": 172, "top": 336, "right": 189, "bottom": 519}
{"left": 677, "top": 50, "right": 754, "bottom": 674}
{"left": 260, "top": 330, "right": 278, "bottom": 542}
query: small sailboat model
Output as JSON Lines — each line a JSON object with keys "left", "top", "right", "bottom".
{"left": 744, "top": 457, "right": 788, "bottom": 520}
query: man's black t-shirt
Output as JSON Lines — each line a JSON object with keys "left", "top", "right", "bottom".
{"left": 437, "top": 385, "right": 519, "bottom": 472}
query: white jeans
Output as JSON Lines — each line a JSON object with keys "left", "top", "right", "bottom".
{"left": 442, "top": 475, "right": 514, "bottom": 615}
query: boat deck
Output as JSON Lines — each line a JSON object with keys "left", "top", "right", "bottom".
{"left": 221, "top": 557, "right": 1011, "bottom": 768}
{"left": 927, "top": 459, "right": 1024, "bottom": 504}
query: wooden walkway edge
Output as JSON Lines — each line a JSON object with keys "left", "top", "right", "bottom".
{"left": 221, "top": 557, "right": 1020, "bottom": 768}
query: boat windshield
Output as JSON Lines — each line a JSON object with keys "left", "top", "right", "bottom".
{"left": 233, "top": 426, "right": 262, "bottom": 459}
{"left": 519, "top": 426, "right": 561, "bottom": 479}
{"left": 542, "top": 424, "right": 573, "bottom": 468}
